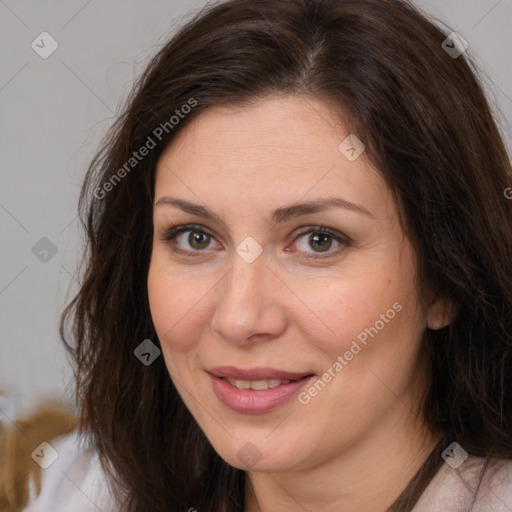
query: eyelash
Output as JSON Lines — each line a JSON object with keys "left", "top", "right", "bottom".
{"left": 159, "top": 223, "right": 351, "bottom": 260}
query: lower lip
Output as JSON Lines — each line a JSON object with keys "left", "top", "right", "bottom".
{"left": 209, "top": 374, "right": 314, "bottom": 414}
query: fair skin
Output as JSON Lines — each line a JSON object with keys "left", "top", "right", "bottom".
{"left": 147, "top": 95, "right": 452, "bottom": 512}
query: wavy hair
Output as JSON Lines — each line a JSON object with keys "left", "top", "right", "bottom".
{"left": 60, "top": 0, "right": 512, "bottom": 510}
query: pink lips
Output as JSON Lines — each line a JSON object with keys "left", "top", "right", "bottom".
{"left": 207, "top": 366, "right": 315, "bottom": 414}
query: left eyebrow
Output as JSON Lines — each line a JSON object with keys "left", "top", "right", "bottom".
{"left": 270, "top": 197, "right": 374, "bottom": 223}
{"left": 154, "top": 195, "right": 374, "bottom": 226}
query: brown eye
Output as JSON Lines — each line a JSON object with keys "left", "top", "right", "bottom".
{"left": 290, "top": 227, "right": 350, "bottom": 259}
{"left": 307, "top": 232, "right": 333, "bottom": 252}
{"left": 160, "top": 225, "right": 220, "bottom": 256}
{"left": 187, "top": 231, "right": 211, "bottom": 250}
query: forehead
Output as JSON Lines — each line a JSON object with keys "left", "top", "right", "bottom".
{"left": 160, "top": 95, "right": 344, "bottom": 164}
{"left": 154, "top": 95, "right": 391, "bottom": 219}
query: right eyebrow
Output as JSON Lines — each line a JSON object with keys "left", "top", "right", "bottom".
{"left": 155, "top": 197, "right": 227, "bottom": 227}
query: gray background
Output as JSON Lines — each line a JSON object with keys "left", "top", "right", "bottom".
{"left": 1, "top": 0, "right": 511, "bottom": 420}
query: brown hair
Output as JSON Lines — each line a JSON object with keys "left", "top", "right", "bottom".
{"left": 60, "top": 0, "right": 512, "bottom": 510}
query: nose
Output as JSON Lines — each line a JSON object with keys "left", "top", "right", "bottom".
{"left": 211, "top": 249, "right": 287, "bottom": 346}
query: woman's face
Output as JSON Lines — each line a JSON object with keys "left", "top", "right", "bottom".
{"left": 148, "top": 95, "right": 445, "bottom": 472}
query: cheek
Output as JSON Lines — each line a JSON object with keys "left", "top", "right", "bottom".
{"left": 298, "top": 280, "right": 425, "bottom": 430}
{"left": 147, "top": 257, "right": 204, "bottom": 354}
{"left": 296, "top": 273, "right": 402, "bottom": 355}
{"left": 297, "top": 257, "right": 423, "bottom": 372}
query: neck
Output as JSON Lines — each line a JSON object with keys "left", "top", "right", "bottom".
{"left": 244, "top": 406, "right": 443, "bottom": 512}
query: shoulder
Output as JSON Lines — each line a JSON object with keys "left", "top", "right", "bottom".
{"left": 413, "top": 455, "right": 512, "bottom": 512}
{"left": 22, "top": 430, "right": 118, "bottom": 512}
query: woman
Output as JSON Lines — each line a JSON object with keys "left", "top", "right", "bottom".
{"left": 32, "top": 0, "right": 512, "bottom": 510}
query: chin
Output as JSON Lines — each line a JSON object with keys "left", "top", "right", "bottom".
{"left": 211, "top": 436, "right": 307, "bottom": 473}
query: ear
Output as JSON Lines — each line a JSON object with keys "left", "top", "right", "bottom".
{"left": 427, "top": 294, "right": 455, "bottom": 330}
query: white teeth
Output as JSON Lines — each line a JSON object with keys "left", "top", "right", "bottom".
{"left": 225, "top": 378, "right": 293, "bottom": 390}
{"left": 234, "top": 379, "right": 251, "bottom": 390}
{"left": 250, "top": 379, "right": 269, "bottom": 390}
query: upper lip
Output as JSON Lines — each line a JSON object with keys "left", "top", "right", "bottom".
{"left": 208, "top": 366, "right": 314, "bottom": 381}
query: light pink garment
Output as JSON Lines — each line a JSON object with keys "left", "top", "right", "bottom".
{"left": 413, "top": 454, "right": 512, "bottom": 512}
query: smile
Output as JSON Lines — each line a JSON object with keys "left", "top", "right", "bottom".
{"left": 207, "top": 366, "right": 315, "bottom": 413}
